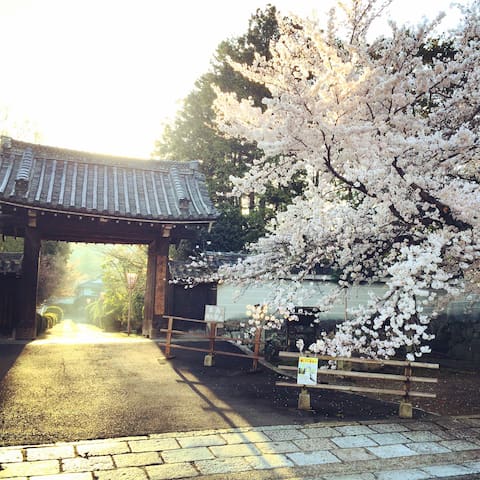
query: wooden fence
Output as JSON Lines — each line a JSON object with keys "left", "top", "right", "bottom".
{"left": 276, "top": 351, "right": 439, "bottom": 418}
{"left": 157, "top": 316, "right": 263, "bottom": 371}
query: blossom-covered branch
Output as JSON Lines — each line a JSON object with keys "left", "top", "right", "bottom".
{"left": 211, "top": 0, "right": 480, "bottom": 360}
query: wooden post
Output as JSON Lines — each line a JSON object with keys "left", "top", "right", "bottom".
{"left": 252, "top": 326, "right": 262, "bottom": 371}
{"left": 298, "top": 387, "right": 311, "bottom": 410}
{"left": 143, "top": 238, "right": 170, "bottom": 338}
{"left": 209, "top": 322, "right": 216, "bottom": 356}
{"left": 400, "top": 363, "right": 413, "bottom": 418}
{"left": 164, "top": 316, "right": 174, "bottom": 359}
{"left": 204, "top": 321, "right": 216, "bottom": 366}
{"left": 16, "top": 227, "right": 41, "bottom": 339}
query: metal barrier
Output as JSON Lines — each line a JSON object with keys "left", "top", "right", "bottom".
{"left": 158, "top": 316, "right": 263, "bottom": 371}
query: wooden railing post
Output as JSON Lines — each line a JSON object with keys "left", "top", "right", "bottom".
{"left": 404, "top": 363, "right": 412, "bottom": 401}
{"left": 209, "top": 322, "right": 216, "bottom": 356}
{"left": 164, "top": 316, "right": 174, "bottom": 359}
{"left": 400, "top": 362, "right": 413, "bottom": 418}
{"left": 204, "top": 321, "right": 216, "bottom": 367}
{"left": 157, "top": 316, "right": 265, "bottom": 367}
{"left": 252, "top": 326, "right": 262, "bottom": 371}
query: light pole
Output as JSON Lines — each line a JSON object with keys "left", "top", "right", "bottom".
{"left": 126, "top": 272, "right": 138, "bottom": 336}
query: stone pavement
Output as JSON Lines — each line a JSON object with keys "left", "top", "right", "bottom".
{"left": 1, "top": 416, "right": 480, "bottom": 479}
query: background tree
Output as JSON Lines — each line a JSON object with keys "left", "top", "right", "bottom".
{"left": 37, "top": 242, "right": 72, "bottom": 303}
{"left": 0, "top": 106, "right": 41, "bottom": 143}
{"left": 213, "top": 0, "right": 480, "bottom": 360}
{"left": 155, "top": 5, "right": 303, "bottom": 253}
{"left": 87, "top": 245, "right": 147, "bottom": 331}
{"left": 0, "top": 236, "right": 23, "bottom": 252}
{"left": 1, "top": 236, "right": 71, "bottom": 303}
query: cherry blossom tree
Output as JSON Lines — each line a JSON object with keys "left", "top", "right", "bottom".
{"left": 213, "top": 0, "right": 480, "bottom": 360}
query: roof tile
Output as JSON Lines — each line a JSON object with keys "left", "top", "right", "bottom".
{"left": 0, "top": 138, "right": 217, "bottom": 223}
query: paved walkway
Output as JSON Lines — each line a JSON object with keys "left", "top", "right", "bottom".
{"left": 1, "top": 416, "right": 479, "bottom": 479}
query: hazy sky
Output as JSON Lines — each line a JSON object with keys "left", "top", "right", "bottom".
{"left": 0, "top": 0, "right": 466, "bottom": 158}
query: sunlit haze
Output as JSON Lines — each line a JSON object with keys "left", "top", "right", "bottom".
{"left": 0, "top": 0, "right": 465, "bottom": 159}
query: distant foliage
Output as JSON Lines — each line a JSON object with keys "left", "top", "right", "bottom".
{"left": 155, "top": 6, "right": 302, "bottom": 252}
{"left": 37, "top": 241, "right": 72, "bottom": 303}
{"left": 86, "top": 245, "right": 146, "bottom": 331}
{"left": 1, "top": 236, "right": 71, "bottom": 304}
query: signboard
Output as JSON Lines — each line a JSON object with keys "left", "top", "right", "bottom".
{"left": 297, "top": 356, "right": 318, "bottom": 385}
{"left": 204, "top": 305, "right": 225, "bottom": 323}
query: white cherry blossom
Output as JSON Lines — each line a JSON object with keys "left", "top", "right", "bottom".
{"left": 212, "top": 0, "right": 480, "bottom": 360}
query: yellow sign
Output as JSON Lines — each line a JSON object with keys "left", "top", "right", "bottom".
{"left": 297, "top": 356, "right": 318, "bottom": 385}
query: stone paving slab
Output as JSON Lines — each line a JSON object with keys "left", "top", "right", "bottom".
{"left": 177, "top": 435, "right": 226, "bottom": 449}
{"left": 1, "top": 417, "right": 480, "bottom": 479}
{"left": 368, "top": 423, "right": 409, "bottom": 434}
{"left": 146, "top": 462, "right": 198, "bottom": 479}
{"left": 367, "top": 433, "right": 409, "bottom": 445}
{"left": 402, "top": 430, "right": 443, "bottom": 442}
{"left": 0, "top": 448, "right": 23, "bottom": 463}
{"left": 406, "top": 441, "right": 452, "bottom": 455}
{"left": 331, "top": 435, "right": 378, "bottom": 449}
{"left": 255, "top": 441, "right": 300, "bottom": 454}
{"left": 61, "top": 455, "right": 114, "bottom": 473}
{"left": 376, "top": 468, "right": 431, "bottom": 480}
{"left": 76, "top": 441, "right": 129, "bottom": 457}
{"left": 293, "top": 438, "right": 337, "bottom": 451}
{"left": 112, "top": 451, "right": 162, "bottom": 468}
{"left": 0, "top": 459, "right": 59, "bottom": 478}
{"left": 31, "top": 474, "right": 93, "bottom": 480}
{"left": 366, "top": 444, "right": 418, "bottom": 459}
{"left": 333, "top": 447, "right": 377, "bottom": 462}
{"left": 245, "top": 453, "right": 294, "bottom": 470}
{"left": 26, "top": 445, "right": 76, "bottom": 461}
{"left": 286, "top": 449, "right": 341, "bottom": 466}
{"left": 303, "top": 426, "right": 341, "bottom": 438}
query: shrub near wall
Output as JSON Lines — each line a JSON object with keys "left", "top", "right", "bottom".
{"left": 36, "top": 313, "right": 47, "bottom": 335}
{"left": 36, "top": 306, "right": 63, "bottom": 335}
{"left": 44, "top": 306, "right": 64, "bottom": 322}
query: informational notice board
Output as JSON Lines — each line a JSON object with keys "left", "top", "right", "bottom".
{"left": 204, "top": 305, "right": 225, "bottom": 323}
{"left": 297, "top": 356, "right": 319, "bottom": 385}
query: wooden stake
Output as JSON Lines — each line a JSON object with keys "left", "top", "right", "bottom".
{"left": 252, "top": 327, "right": 262, "bottom": 371}
{"left": 164, "top": 316, "right": 174, "bottom": 359}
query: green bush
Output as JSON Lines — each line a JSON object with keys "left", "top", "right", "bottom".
{"left": 43, "top": 312, "right": 57, "bottom": 329}
{"left": 44, "top": 305, "right": 63, "bottom": 322}
{"left": 36, "top": 313, "right": 47, "bottom": 335}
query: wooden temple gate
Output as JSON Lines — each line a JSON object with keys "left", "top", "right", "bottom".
{"left": 0, "top": 137, "right": 217, "bottom": 339}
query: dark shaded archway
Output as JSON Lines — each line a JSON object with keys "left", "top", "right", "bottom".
{"left": 0, "top": 137, "right": 217, "bottom": 339}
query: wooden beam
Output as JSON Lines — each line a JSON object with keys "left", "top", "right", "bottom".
{"left": 278, "top": 351, "right": 439, "bottom": 369}
{"left": 278, "top": 365, "right": 438, "bottom": 383}
{"left": 275, "top": 381, "right": 437, "bottom": 398}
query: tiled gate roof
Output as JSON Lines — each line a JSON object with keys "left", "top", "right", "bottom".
{"left": 0, "top": 137, "right": 217, "bottom": 223}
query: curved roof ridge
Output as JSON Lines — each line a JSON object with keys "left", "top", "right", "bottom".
{"left": 3, "top": 137, "right": 196, "bottom": 173}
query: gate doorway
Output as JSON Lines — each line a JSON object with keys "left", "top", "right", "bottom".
{"left": 40, "top": 243, "right": 149, "bottom": 335}
{"left": 0, "top": 137, "right": 217, "bottom": 339}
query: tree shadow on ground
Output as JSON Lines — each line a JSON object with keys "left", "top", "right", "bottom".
{"left": 157, "top": 340, "right": 433, "bottom": 427}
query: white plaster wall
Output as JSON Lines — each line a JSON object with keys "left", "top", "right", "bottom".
{"left": 217, "top": 280, "right": 388, "bottom": 322}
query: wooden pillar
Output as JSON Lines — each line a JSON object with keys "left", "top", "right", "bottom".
{"left": 143, "top": 237, "right": 170, "bottom": 338}
{"left": 16, "top": 226, "right": 41, "bottom": 339}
